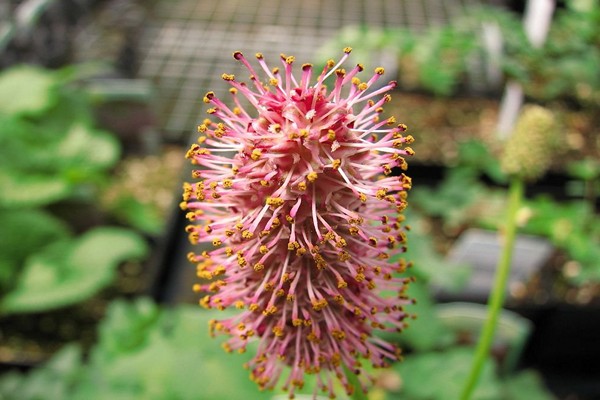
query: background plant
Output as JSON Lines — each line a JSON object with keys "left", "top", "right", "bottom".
{"left": 0, "top": 64, "right": 149, "bottom": 315}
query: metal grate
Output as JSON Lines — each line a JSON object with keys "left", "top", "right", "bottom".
{"left": 134, "top": 0, "right": 487, "bottom": 141}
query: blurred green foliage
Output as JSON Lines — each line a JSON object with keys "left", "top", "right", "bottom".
{"left": 408, "top": 139, "right": 600, "bottom": 286}
{"left": 0, "top": 65, "right": 149, "bottom": 314}
{"left": 318, "top": 1, "right": 600, "bottom": 104}
{"left": 0, "top": 297, "right": 554, "bottom": 400}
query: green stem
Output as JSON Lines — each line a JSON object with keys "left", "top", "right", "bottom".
{"left": 460, "top": 178, "right": 524, "bottom": 400}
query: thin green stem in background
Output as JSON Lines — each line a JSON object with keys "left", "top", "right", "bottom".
{"left": 460, "top": 177, "right": 524, "bottom": 400}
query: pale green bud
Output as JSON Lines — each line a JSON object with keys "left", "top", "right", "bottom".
{"left": 500, "top": 105, "right": 561, "bottom": 181}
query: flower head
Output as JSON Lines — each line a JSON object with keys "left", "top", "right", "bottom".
{"left": 500, "top": 104, "right": 561, "bottom": 181}
{"left": 182, "top": 48, "right": 414, "bottom": 398}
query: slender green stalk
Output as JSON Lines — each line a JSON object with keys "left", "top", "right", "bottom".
{"left": 460, "top": 178, "right": 524, "bottom": 400}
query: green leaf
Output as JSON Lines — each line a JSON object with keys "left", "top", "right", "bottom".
{"left": 394, "top": 348, "right": 502, "bottom": 400}
{"left": 56, "top": 124, "right": 121, "bottom": 172}
{"left": 0, "top": 209, "right": 70, "bottom": 281}
{"left": 396, "top": 212, "right": 472, "bottom": 290}
{"left": 0, "top": 344, "right": 83, "bottom": 400}
{"left": 566, "top": 158, "right": 600, "bottom": 181}
{"left": 503, "top": 370, "right": 555, "bottom": 400}
{"left": 104, "top": 196, "right": 164, "bottom": 235}
{"left": 395, "top": 279, "right": 451, "bottom": 351}
{"left": 76, "top": 300, "right": 266, "bottom": 400}
{"left": 0, "top": 227, "right": 149, "bottom": 314}
{"left": 0, "top": 65, "right": 57, "bottom": 116}
{"left": 0, "top": 169, "right": 72, "bottom": 208}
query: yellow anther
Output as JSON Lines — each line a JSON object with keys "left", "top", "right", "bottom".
{"left": 332, "top": 330, "right": 346, "bottom": 340}
{"left": 262, "top": 305, "right": 278, "bottom": 316}
{"left": 307, "top": 172, "right": 318, "bottom": 182}
{"left": 307, "top": 331, "right": 320, "bottom": 343}
{"left": 212, "top": 238, "right": 222, "bottom": 247}
{"left": 203, "top": 91, "right": 215, "bottom": 103}
{"left": 266, "top": 197, "right": 285, "bottom": 207}
{"left": 251, "top": 148, "right": 262, "bottom": 160}
{"left": 311, "top": 299, "right": 328, "bottom": 311}
{"left": 234, "top": 300, "right": 245, "bottom": 309}
{"left": 199, "top": 295, "right": 211, "bottom": 309}
{"left": 272, "top": 326, "right": 284, "bottom": 337}
{"left": 253, "top": 263, "right": 264, "bottom": 272}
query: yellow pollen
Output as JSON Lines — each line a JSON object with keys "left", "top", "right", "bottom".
{"left": 266, "top": 197, "right": 285, "bottom": 207}
{"left": 221, "top": 73, "right": 235, "bottom": 81}
{"left": 203, "top": 91, "right": 214, "bottom": 103}
{"left": 332, "top": 330, "right": 346, "bottom": 340}
{"left": 262, "top": 305, "right": 278, "bottom": 316}
{"left": 307, "top": 172, "right": 318, "bottom": 182}
{"left": 272, "top": 326, "right": 284, "bottom": 337}
{"left": 251, "top": 149, "right": 262, "bottom": 160}
{"left": 253, "top": 263, "right": 264, "bottom": 272}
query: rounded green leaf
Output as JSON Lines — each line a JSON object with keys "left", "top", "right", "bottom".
{"left": 0, "top": 227, "right": 149, "bottom": 314}
{"left": 0, "top": 66, "right": 57, "bottom": 116}
{"left": 0, "top": 170, "right": 71, "bottom": 208}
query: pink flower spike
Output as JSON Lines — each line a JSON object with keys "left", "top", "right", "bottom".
{"left": 182, "top": 48, "right": 415, "bottom": 399}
